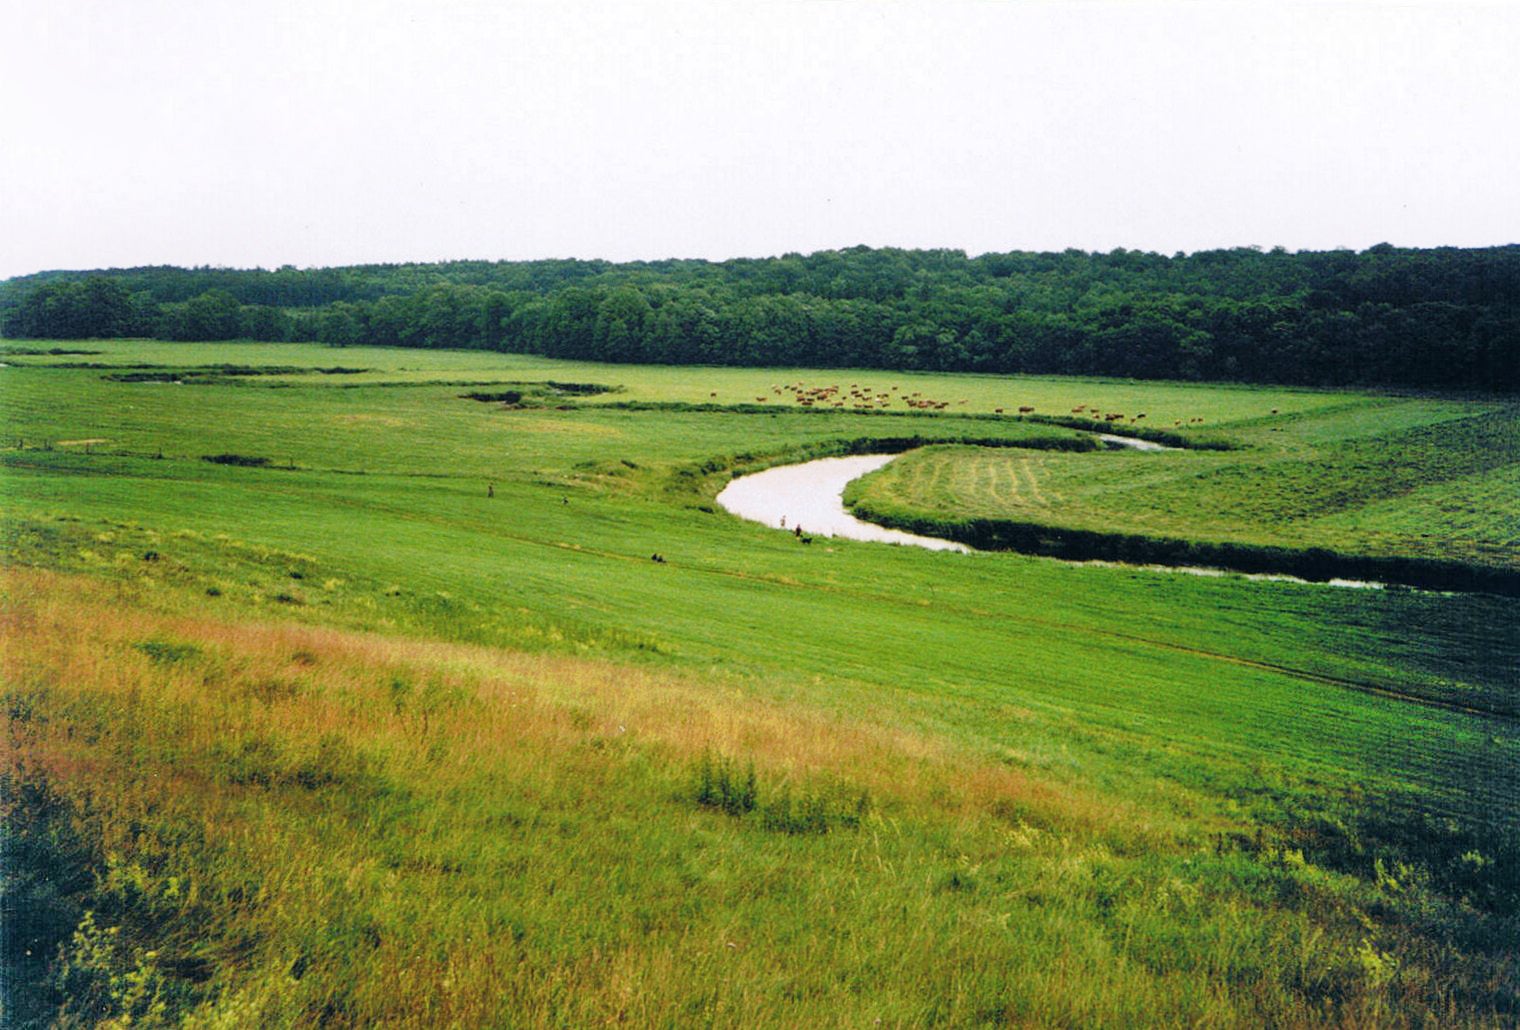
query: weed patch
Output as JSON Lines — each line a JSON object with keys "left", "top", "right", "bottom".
{"left": 692, "top": 752, "right": 757, "bottom": 816}
{"left": 133, "top": 639, "right": 202, "bottom": 665}
{"left": 201, "top": 453, "right": 271, "bottom": 468}
{"left": 691, "top": 753, "right": 870, "bottom": 834}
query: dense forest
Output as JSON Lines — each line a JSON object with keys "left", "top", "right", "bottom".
{"left": 3, "top": 244, "right": 1517, "bottom": 389}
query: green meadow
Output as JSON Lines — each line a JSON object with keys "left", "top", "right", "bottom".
{"left": 844, "top": 402, "right": 1519, "bottom": 574}
{"left": 2, "top": 339, "right": 1517, "bottom": 1026}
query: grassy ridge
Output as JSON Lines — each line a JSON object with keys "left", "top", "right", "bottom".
{"left": 3, "top": 340, "right": 1518, "bottom": 1025}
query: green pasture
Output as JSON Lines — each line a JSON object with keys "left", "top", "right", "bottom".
{"left": 3, "top": 339, "right": 1517, "bottom": 1024}
{"left": 1, "top": 336, "right": 1367, "bottom": 418}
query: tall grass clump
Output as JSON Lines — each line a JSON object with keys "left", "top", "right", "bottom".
{"left": 692, "top": 751, "right": 757, "bottom": 815}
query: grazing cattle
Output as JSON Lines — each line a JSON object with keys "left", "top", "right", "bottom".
{"left": 994, "top": 408, "right": 1004, "bottom": 414}
{"left": 710, "top": 391, "right": 717, "bottom": 398}
{"left": 1270, "top": 408, "right": 1279, "bottom": 415}
{"left": 1018, "top": 405, "right": 1035, "bottom": 414}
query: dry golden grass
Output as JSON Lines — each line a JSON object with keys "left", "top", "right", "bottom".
{"left": 2, "top": 567, "right": 1150, "bottom": 843}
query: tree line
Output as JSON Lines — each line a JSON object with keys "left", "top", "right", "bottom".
{"left": 3, "top": 244, "right": 1517, "bottom": 390}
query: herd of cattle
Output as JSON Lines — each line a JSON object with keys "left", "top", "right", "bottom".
{"left": 703, "top": 382, "right": 1285, "bottom": 427}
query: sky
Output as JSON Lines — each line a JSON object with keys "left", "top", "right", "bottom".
{"left": 4, "top": 0, "right": 1519, "bottom": 279}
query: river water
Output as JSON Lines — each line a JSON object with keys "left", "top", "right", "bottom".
{"left": 714, "top": 454, "right": 971, "bottom": 552}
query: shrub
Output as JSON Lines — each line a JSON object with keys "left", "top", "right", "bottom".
{"left": 460, "top": 390, "right": 523, "bottom": 404}
{"left": 200, "top": 454, "right": 270, "bottom": 468}
{"left": 0, "top": 775, "right": 97, "bottom": 1027}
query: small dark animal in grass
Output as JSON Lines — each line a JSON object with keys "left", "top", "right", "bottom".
{"left": 487, "top": 483, "right": 494, "bottom": 498}
{"left": 1271, "top": 408, "right": 1279, "bottom": 415}
{"left": 800, "top": 536, "right": 812, "bottom": 545}
{"left": 651, "top": 553, "right": 666, "bottom": 564}
{"left": 994, "top": 408, "right": 1004, "bottom": 414}
{"left": 1018, "top": 405, "right": 1035, "bottom": 414}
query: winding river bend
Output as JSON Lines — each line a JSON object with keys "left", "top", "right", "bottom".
{"left": 715, "top": 441, "right": 1385, "bottom": 589}
{"left": 715, "top": 454, "right": 971, "bottom": 552}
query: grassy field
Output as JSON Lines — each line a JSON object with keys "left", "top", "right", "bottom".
{"left": 843, "top": 403, "right": 1520, "bottom": 573}
{"left": 2, "top": 339, "right": 1517, "bottom": 1026}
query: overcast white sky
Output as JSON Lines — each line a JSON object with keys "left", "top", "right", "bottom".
{"left": 4, "top": 0, "right": 1518, "bottom": 279}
